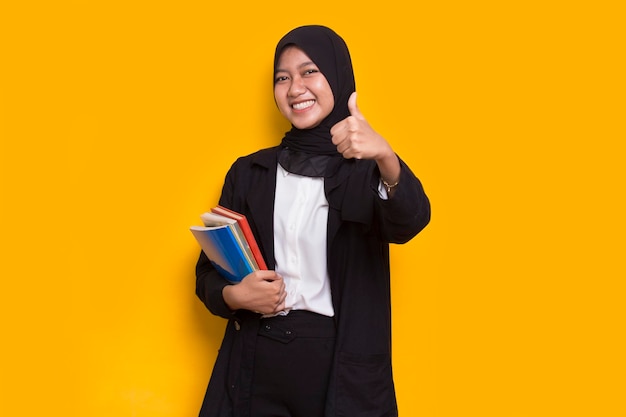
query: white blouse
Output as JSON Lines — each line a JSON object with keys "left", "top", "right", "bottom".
{"left": 273, "top": 164, "right": 334, "bottom": 317}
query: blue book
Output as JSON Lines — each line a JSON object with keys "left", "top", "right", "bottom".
{"left": 190, "top": 224, "right": 256, "bottom": 283}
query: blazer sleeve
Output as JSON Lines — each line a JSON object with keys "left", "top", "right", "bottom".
{"left": 375, "top": 155, "right": 431, "bottom": 244}
{"left": 195, "top": 161, "right": 240, "bottom": 319}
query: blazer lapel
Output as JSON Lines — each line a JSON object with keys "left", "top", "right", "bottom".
{"left": 245, "top": 149, "right": 278, "bottom": 270}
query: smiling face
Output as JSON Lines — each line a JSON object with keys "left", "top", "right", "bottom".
{"left": 274, "top": 46, "right": 335, "bottom": 130}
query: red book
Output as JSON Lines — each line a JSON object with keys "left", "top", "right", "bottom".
{"left": 210, "top": 205, "right": 268, "bottom": 270}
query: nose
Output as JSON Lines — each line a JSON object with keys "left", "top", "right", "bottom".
{"left": 288, "top": 76, "right": 306, "bottom": 97}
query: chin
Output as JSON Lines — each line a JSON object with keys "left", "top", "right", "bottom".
{"left": 292, "top": 119, "right": 322, "bottom": 130}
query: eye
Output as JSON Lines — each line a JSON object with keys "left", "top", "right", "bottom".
{"left": 274, "top": 75, "right": 289, "bottom": 84}
{"left": 304, "top": 68, "right": 319, "bottom": 76}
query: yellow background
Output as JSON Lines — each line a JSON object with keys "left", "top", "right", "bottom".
{"left": 1, "top": 1, "right": 624, "bottom": 416}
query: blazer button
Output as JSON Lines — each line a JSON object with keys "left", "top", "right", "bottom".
{"left": 234, "top": 321, "right": 241, "bottom": 331}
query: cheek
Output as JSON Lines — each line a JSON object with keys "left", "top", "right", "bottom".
{"left": 320, "top": 91, "right": 335, "bottom": 116}
{"left": 274, "top": 89, "right": 288, "bottom": 111}
{"left": 273, "top": 88, "right": 280, "bottom": 105}
{"left": 316, "top": 81, "right": 334, "bottom": 110}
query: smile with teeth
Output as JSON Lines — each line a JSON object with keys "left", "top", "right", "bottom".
{"left": 292, "top": 100, "right": 315, "bottom": 110}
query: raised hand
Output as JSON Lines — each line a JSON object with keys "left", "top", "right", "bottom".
{"left": 330, "top": 92, "right": 393, "bottom": 161}
{"left": 330, "top": 92, "right": 401, "bottom": 190}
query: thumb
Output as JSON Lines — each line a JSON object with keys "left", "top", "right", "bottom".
{"left": 347, "top": 91, "right": 364, "bottom": 119}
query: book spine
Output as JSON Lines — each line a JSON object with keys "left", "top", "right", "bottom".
{"left": 229, "top": 223, "right": 259, "bottom": 270}
{"left": 238, "top": 218, "right": 268, "bottom": 270}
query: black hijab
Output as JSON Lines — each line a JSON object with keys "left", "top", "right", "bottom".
{"left": 274, "top": 25, "right": 356, "bottom": 177}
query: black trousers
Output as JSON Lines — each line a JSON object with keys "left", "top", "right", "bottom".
{"left": 250, "top": 310, "right": 336, "bottom": 417}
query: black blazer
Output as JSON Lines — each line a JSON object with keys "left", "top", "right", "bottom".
{"left": 196, "top": 146, "right": 430, "bottom": 417}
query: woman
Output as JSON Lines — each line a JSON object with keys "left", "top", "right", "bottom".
{"left": 195, "top": 25, "right": 430, "bottom": 417}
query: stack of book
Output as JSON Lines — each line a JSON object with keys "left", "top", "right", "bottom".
{"left": 190, "top": 206, "right": 267, "bottom": 283}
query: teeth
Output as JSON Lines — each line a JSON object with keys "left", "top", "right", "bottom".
{"left": 292, "top": 100, "right": 314, "bottom": 110}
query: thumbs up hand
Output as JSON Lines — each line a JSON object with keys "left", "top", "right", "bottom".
{"left": 330, "top": 92, "right": 393, "bottom": 161}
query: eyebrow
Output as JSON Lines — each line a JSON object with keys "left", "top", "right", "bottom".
{"left": 275, "top": 61, "right": 317, "bottom": 74}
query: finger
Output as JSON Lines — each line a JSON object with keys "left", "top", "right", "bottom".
{"left": 259, "top": 270, "right": 281, "bottom": 282}
{"left": 330, "top": 118, "right": 346, "bottom": 139}
{"left": 274, "top": 296, "right": 287, "bottom": 313}
{"left": 347, "top": 91, "right": 364, "bottom": 120}
{"left": 331, "top": 128, "right": 348, "bottom": 147}
{"left": 336, "top": 140, "right": 350, "bottom": 155}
